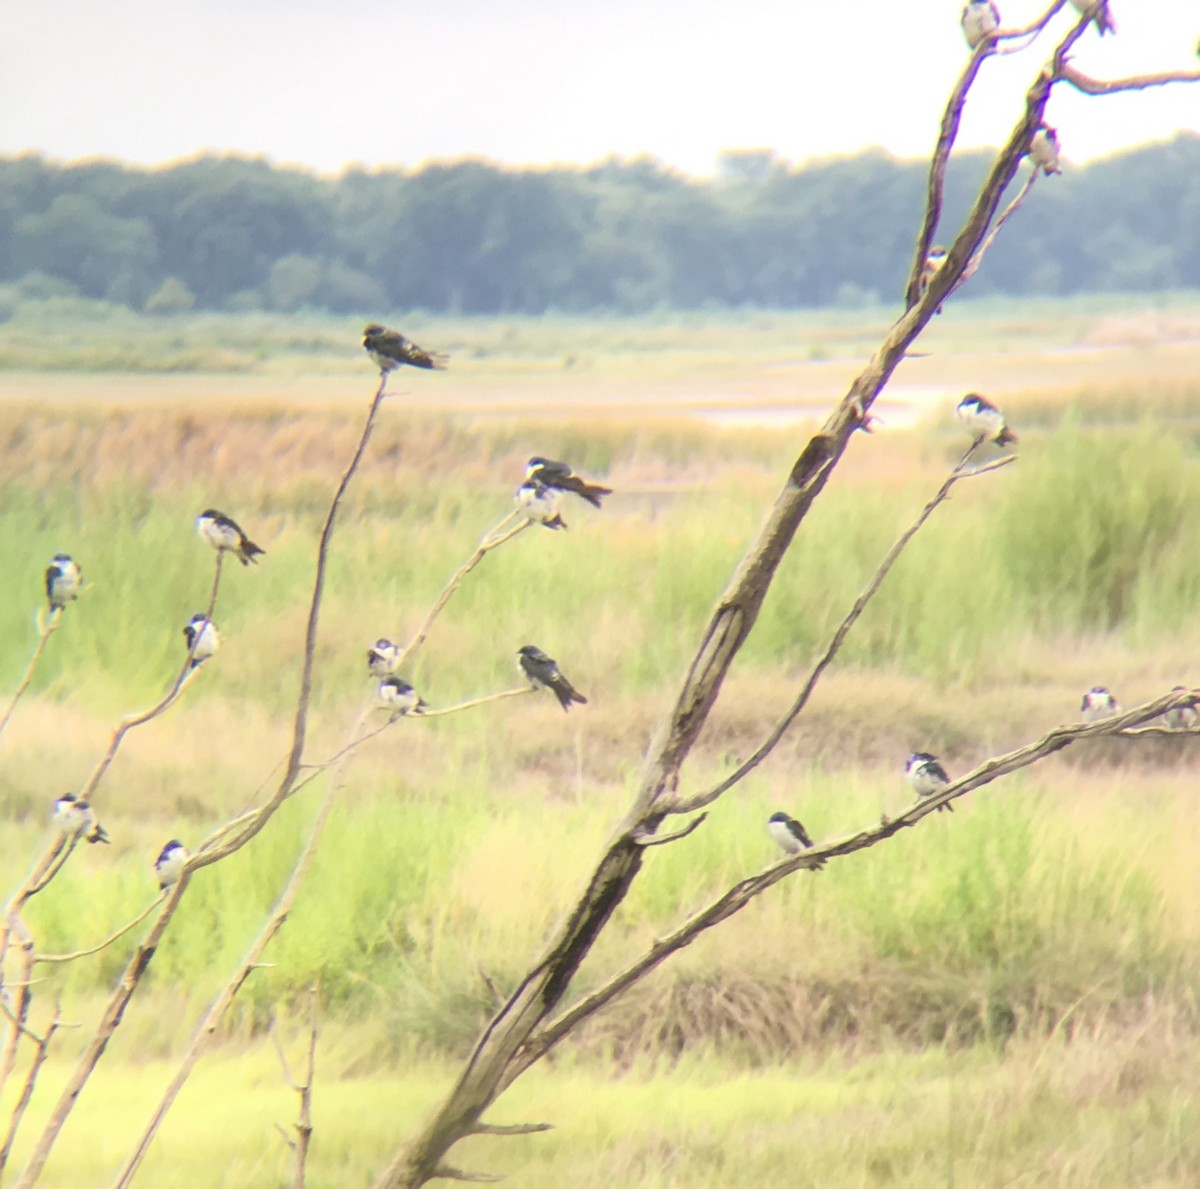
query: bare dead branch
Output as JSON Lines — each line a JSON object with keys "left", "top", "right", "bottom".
{"left": 34, "top": 897, "right": 163, "bottom": 965}
{"left": 1060, "top": 64, "right": 1200, "bottom": 95}
{"left": 631, "top": 814, "right": 708, "bottom": 848}
{"left": 0, "top": 609, "right": 63, "bottom": 746}
{"left": 371, "top": 47, "right": 1095, "bottom": 1183}
{"left": 954, "top": 170, "right": 1038, "bottom": 292}
{"left": 994, "top": 0, "right": 1069, "bottom": 47}
{"left": 666, "top": 445, "right": 1010, "bottom": 816}
{"left": 431, "top": 1167, "right": 504, "bottom": 1184}
{"left": 19, "top": 378, "right": 389, "bottom": 1184}
{"left": 269, "top": 988, "right": 319, "bottom": 1189}
{"left": 72, "top": 549, "right": 224, "bottom": 812}
{"left": 14, "top": 878, "right": 189, "bottom": 1187}
{"left": 393, "top": 515, "right": 534, "bottom": 674}
{"left": 507, "top": 691, "right": 1192, "bottom": 1083}
{"left": 415, "top": 688, "right": 536, "bottom": 719}
{"left": 189, "top": 376, "right": 389, "bottom": 871}
{"left": 469, "top": 1123, "right": 553, "bottom": 1137}
{"left": 0, "top": 999, "right": 61, "bottom": 1171}
{"left": 907, "top": 0, "right": 1093, "bottom": 312}
{"left": 905, "top": 46, "right": 994, "bottom": 306}
{"left": 113, "top": 788, "right": 337, "bottom": 1187}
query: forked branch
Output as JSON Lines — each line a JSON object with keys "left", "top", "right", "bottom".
{"left": 667, "top": 447, "right": 1013, "bottom": 816}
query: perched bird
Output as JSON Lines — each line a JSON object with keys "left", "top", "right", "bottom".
{"left": 766, "top": 811, "right": 825, "bottom": 868}
{"left": 1029, "top": 124, "right": 1063, "bottom": 176}
{"left": 367, "top": 638, "right": 402, "bottom": 678}
{"left": 518, "top": 645, "right": 588, "bottom": 712}
{"left": 376, "top": 675, "right": 428, "bottom": 715}
{"left": 52, "top": 793, "right": 110, "bottom": 844}
{"left": 1163, "top": 686, "right": 1198, "bottom": 731}
{"left": 526, "top": 457, "right": 613, "bottom": 509}
{"left": 956, "top": 393, "right": 1018, "bottom": 446}
{"left": 961, "top": 0, "right": 1001, "bottom": 49}
{"left": 1080, "top": 686, "right": 1119, "bottom": 721}
{"left": 918, "top": 246, "right": 949, "bottom": 312}
{"left": 515, "top": 479, "right": 568, "bottom": 530}
{"left": 905, "top": 753, "right": 954, "bottom": 813}
{"left": 45, "top": 554, "right": 82, "bottom": 610}
{"left": 1069, "top": 0, "right": 1115, "bottom": 35}
{"left": 195, "top": 509, "right": 266, "bottom": 566}
{"left": 183, "top": 614, "right": 220, "bottom": 669}
{"left": 362, "top": 324, "right": 448, "bottom": 373}
{"left": 155, "top": 839, "right": 188, "bottom": 891}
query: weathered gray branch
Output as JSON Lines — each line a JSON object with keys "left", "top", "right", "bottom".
{"left": 667, "top": 448, "right": 1011, "bottom": 816}
{"left": 393, "top": 514, "right": 533, "bottom": 674}
{"left": 0, "top": 608, "right": 64, "bottom": 747}
{"left": 505, "top": 689, "right": 1191, "bottom": 1081}
{"left": 369, "top": 17, "right": 1184, "bottom": 1185}
{"left": 1061, "top": 64, "right": 1200, "bottom": 95}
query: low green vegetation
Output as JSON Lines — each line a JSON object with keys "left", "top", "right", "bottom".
{"left": 3, "top": 322, "right": 1200, "bottom": 1183}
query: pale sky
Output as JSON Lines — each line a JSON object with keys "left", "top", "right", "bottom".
{"left": 2, "top": 1, "right": 1197, "bottom": 176}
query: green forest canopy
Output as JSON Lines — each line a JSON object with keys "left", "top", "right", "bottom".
{"left": 1, "top": 136, "right": 1197, "bottom": 316}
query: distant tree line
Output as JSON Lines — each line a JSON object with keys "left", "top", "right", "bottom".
{"left": 0, "top": 136, "right": 1197, "bottom": 316}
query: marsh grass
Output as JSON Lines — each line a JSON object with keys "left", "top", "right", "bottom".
{"left": 4, "top": 352, "right": 1200, "bottom": 1181}
{"left": 4, "top": 293, "right": 1200, "bottom": 374}
{"left": 5, "top": 1019, "right": 1200, "bottom": 1187}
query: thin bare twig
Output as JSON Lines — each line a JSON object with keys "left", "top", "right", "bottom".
{"left": 905, "top": 44, "right": 994, "bottom": 306}
{"left": 430, "top": 1167, "right": 503, "bottom": 1185}
{"left": 393, "top": 515, "right": 534, "bottom": 673}
{"left": 34, "top": 898, "right": 163, "bottom": 965}
{"left": 631, "top": 814, "right": 708, "bottom": 848}
{"left": 0, "top": 999, "right": 61, "bottom": 1171}
{"left": 416, "top": 688, "right": 535, "bottom": 719}
{"left": 270, "top": 987, "right": 319, "bottom": 1189}
{"left": 1060, "top": 64, "right": 1200, "bottom": 95}
{"left": 189, "top": 376, "right": 390, "bottom": 870}
{"left": 112, "top": 782, "right": 337, "bottom": 1187}
{"left": 995, "top": 0, "right": 1069, "bottom": 45}
{"left": 666, "top": 446, "right": 1011, "bottom": 816}
{"left": 0, "top": 609, "right": 62, "bottom": 746}
{"left": 14, "top": 879, "right": 189, "bottom": 1187}
{"left": 470, "top": 1122, "right": 553, "bottom": 1137}
{"left": 953, "top": 170, "right": 1039, "bottom": 293}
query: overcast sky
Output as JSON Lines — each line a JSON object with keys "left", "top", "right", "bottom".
{"left": 2, "top": 1, "right": 1197, "bottom": 176}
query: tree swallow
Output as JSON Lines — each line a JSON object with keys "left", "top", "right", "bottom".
{"left": 766, "top": 811, "right": 825, "bottom": 868}
{"left": 362, "top": 324, "right": 448, "bottom": 373}
{"left": 367, "top": 638, "right": 402, "bottom": 678}
{"left": 517, "top": 645, "right": 587, "bottom": 711}
{"left": 45, "top": 554, "right": 82, "bottom": 610}
{"left": 525, "top": 457, "right": 613, "bottom": 509}
{"left": 905, "top": 753, "right": 954, "bottom": 813}
{"left": 956, "top": 393, "right": 1018, "bottom": 446}
{"left": 52, "top": 793, "right": 110, "bottom": 844}
{"left": 918, "top": 246, "right": 948, "bottom": 312}
{"left": 1069, "top": 0, "right": 1115, "bottom": 35}
{"left": 183, "top": 614, "right": 220, "bottom": 669}
{"left": 195, "top": 509, "right": 266, "bottom": 566}
{"left": 515, "top": 479, "right": 568, "bottom": 530}
{"left": 1163, "top": 686, "right": 1198, "bottom": 731}
{"left": 1080, "top": 686, "right": 1119, "bottom": 721}
{"left": 376, "top": 675, "right": 428, "bottom": 715}
{"left": 961, "top": 0, "right": 1001, "bottom": 48}
{"left": 1029, "top": 124, "right": 1063, "bottom": 176}
{"left": 155, "top": 839, "right": 188, "bottom": 890}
